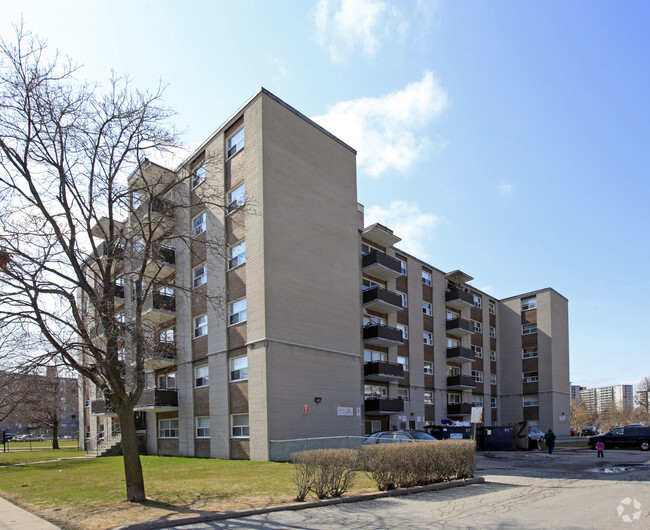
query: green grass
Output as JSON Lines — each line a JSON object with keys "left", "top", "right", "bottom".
{"left": 0, "top": 447, "right": 87, "bottom": 465}
{"left": 557, "top": 440, "right": 590, "bottom": 448}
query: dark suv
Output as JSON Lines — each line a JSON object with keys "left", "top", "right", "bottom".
{"left": 587, "top": 425, "right": 650, "bottom": 451}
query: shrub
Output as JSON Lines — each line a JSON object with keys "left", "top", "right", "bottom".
{"left": 292, "top": 448, "right": 358, "bottom": 501}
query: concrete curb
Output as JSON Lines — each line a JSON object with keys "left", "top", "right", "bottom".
{"left": 113, "top": 477, "right": 485, "bottom": 530}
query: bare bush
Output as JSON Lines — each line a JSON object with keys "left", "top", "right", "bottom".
{"left": 292, "top": 449, "right": 358, "bottom": 501}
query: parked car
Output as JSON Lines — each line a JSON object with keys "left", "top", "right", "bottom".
{"left": 363, "top": 430, "right": 438, "bottom": 444}
{"left": 15, "top": 434, "right": 45, "bottom": 442}
{"left": 581, "top": 426, "right": 597, "bottom": 436}
{"left": 587, "top": 426, "right": 650, "bottom": 451}
{"left": 527, "top": 427, "right": 545, "bottom": 441}
{"left": 570, "top": 427, "right": 578, "bottom": 437}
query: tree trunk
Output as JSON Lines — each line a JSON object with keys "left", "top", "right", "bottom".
{"left": 52, "top": 421, "right": 60, "bottom": 450}
{"left": 116, "top": 404, "right": 146, "bottom": 502}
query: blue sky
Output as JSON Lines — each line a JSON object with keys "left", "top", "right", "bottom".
{"left": 2, "top": 0, "right": 649, "bottom": 390}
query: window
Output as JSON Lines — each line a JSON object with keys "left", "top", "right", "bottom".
{"left": 490, "top": 350, "right": 496, "bottom": 362}
{"left": 472, "top": 395, "right": 484, "bottom": 407}
{"left": 397, "top": 387, "right": 410, "bottom": 402}
{"left": 192, "top": 162, "right": 206, "bottom": 189}
{"left": 397, "top": 356, "right": 409, "bottom": 372}
{"left": 522, "top": 347, "right": 538, "bottom": 359}
{"left": 472, "top": 370, "right": 483, "bottom": 383}
{"left": 522, "top": 297, "right": 537, "bottom": 311}
{"left": 472, "top": 320, "right": 483, "bottom": 333}
{"left": 159, "top": 418, "right": 179, "bottom": 438}
{"left": 446, "top": 310, "right": 459, "bottom": 321}
{"left": 231, "top": 413, "right": 249, "bottom": 438}
{"left": 448, "top": 393, "right": 461, "bottom": 404}
{"left": 523, "top": 395, "right": 539, "bottom": 407}
{"left": 522, "top": 323, "right": 537, "bottom": 335}
{"left": 424, "top": 361, "right": 433, "bottom": 375}
{"left": 230, "top": 355, "right": 248, "bottom": 381}
{"left": 473, "top": 295, "right": 482, "bottom": 308}
{"left": 195, "top": 365, "right": 209, "bottom": 387}
{"left": 398, "top": 259, "right": 407, "bottom": 275}
{"left": 422, "top": 301, "right": 432, "bottom": 316}
{"left": 397, "top": 291, "right": 407, "bottom": 308}
{"left": 193, "top": 314, "right": 208, "bottom": 338}
{"left": 157, "top": 372, "right": 176, "bottom": 389}
{"left": 364, "top": 349, "right": 386, "bottom": 362}
{"left": 364, "top": 384, "right": 387, "bottom": 398}
{"left": 491, "top": 397, "right": 497, "bottom": 409}
{"left": 116, "top": 311, "right": 126, "bottom": 323}
{"left": 523, "top": 371, "right": 539, "bottom": 383}
{"left": 423, "top": 332, "right": 433, "bottom": 346}
{"left": 422, "top": 270, "right": 432, "bottom": 286}
{"left": 192, "top": 212, "right": 206, "bottom": 236}
{"left": 489, "top": 301, "right": 496, "bottom": 315}
{"left": 396, "top": 323, "right": 408, "bottom": 340}
{"left": 472, "top": 345, "right": 483, "bottom": 358}
{"left": 448, "top": 365, "right": 460, "bottom": 376}
{"left": 447, "top": 337, "right": 460, "bottom": 348}
{"left": 489, "top": 326, "right": 496, "bottom": 338}
{"left": 424, "top": 391, "right": 433, "bottom": 405}
{"left": 362, "top": 278, "right": 381, "bottom": 290}
{"left": 227, "top": 183, "right": 245, "bottom": 212}
{"left": 160, "top": 327, "right": 175, "bottom": 343}
{"left": 193, "top": 263, "right": 207, "bottom": 288}
{"left": 229, "top": 298, "right": 247, "bottom": 325}
{"left": 228, "top": 240, "right": 246, "bottom": 269}
{"left": 490, "top": 374, "right": 497, "bottom": 385}
{"left": 196, "top": 417, "right": 210, "bottom": 438}
{"left": 227, "top": 128, "right": 245, "bottom": 158}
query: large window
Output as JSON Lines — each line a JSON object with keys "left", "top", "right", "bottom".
{"left": 523, "top": 395, "right": 539, "bottom": 407}
{"left": 227, "top": 128, "right": 245, "bottom": 158}
{"left": 229, "top": 298, "right": 247, "bottom": 325}
{"left": 228, "top": 240, "right": 246, "bottom": 269}
{"left": 157, "top": 372, "right": 176, "bottom": 389}
{"left": 193, "top": 314, "right": 208, "bottom": 338}
{"left": 230, "top": 355, "right": 248, "bottom": 381}
{"left": 397, "top": 355, "right": 409, "bottom": 372}
{"left": 196, "top": 417, "right": 210, "bottom": 438}
{"left": 227, "top": 183, "right": 245, "bottom": 212}
{"left": 192, "top": 162, "right": 206, "bottom": 189}
{"left": 448, "top": 393, "right": 461, "bottom": 404}
{"left": 422, "top": 270, "right": 432, "bottom": 286}
{"left": 522, "top": 297, "right": 537, "bottom": 311}
{"left": 193, "top": 263, "right": 207, "bottom": 288}
{"left": 195, "top": 365, "right": 209, "bottom": 387}
{"left": 231, "top": 413, "right": 249, "bottom": 438}
{"left": 472, "top": 395, "right": 484, "bottom": 407}
{"left": 364, "top": 384, "right": 387, "bottom": 398}
{"left": 424, "top": 361, "right": 433, "bottom": 375}
{"left": 423, "top": 301, "right": 432, "bottom": 316}
{"left": 192, "top": 212, "right": 206, "bottom": 236}
{"left": 364, "top": 349, "right": 386, "bottom": 363}
{"left": 522, "top": 323, "right": 538, "bottom": 335}
{"left": 397, "top": 387, "right": 410, "bottom": 402}
{"left": 522, "top": 347, "right": 538, "bottom": 359}
{"left": 159, "top": 418, "right": 179, "bottom": 438}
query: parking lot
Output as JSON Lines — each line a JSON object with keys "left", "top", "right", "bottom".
{"left": 161, "top": 447, "right": 650, "bottom": 529}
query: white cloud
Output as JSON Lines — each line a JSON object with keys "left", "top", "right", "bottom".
{"left": 315, "top": 0, "right": 407, "bottom": 62}
{"left": 312, "top": 71, "right": 448, "bottom": 177}
{"left": 499, "top": 181, "right": 514, "bottom": 195}
{"left": 365, "top": 200, "right": 439, "bottom": 259}
{"left": 269, "top": 55, "right": 288, "bottom": 83}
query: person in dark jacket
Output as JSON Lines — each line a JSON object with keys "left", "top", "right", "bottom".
{"left": 545, "top": 429, "right": 557, "bottom": 454}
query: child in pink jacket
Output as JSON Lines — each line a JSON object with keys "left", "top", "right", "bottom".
{"left": 595, "top": 440, "right": 605, "bottom": 458}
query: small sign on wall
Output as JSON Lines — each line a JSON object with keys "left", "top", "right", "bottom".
{"left": 337, "top": 407, "right": 353, "bottom": 416}
{"left": 303, "top": 404, "right": 309, "bottom": 414}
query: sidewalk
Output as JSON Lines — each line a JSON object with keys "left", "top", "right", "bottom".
{"left": 0, "top": 495, "right": 59, "bottom": 529}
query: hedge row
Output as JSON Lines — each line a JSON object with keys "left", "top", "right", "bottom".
{"left": 291, "top": 440, "right": 475, "bottom": 500}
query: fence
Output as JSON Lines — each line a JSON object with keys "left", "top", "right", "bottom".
{"left": 269, "top": 435, "right": 367, "bottom": 462}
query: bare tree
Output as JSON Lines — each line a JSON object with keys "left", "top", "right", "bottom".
{"left": 636, "top": 377, "right": 650, "bottom": 416}
{"left": 0, "top": 26, "right": 230, "bottom": 501}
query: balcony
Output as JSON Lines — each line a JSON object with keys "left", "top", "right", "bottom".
{"left": 144, "top": 342, "right": 177, "bottom": 370}
{"left": 142, "top": 292, "right": 176, "bottom": 325}
{"left": 364, "top": 361, "right": 404, "bottom": 382}
{"left": 361, "top": 223, "right": 401, "bottom": 248}
{"left": 446, "top": 317, "right": 474, "bottom": 337}
{"left": 128, "top": 158, "right": 177, "bottom": 194}
{"left": 362, "top": 250, "right": 402, "bottom": 281}
{"left": 363, "top": 323, "right": 404, "bottom": 347}
{"left": 445, "top": 288, "right": 474, "bottom": 310}
{"left": 362, "top": 286, "right": 403, "bottom": 314}
{"left": 90, "top": 398, "right": 116, "bottom": 416}
{"left": 134, "top": 388, "right": 178, "bottom": 412}
{"left": 447, "top": 403, "right": 472, "bottom": 415}
{"left": 143, "top": 246, "right": 176, "bottom": 279}
{"left": 364, "top": 398, "right": 404, "bottom": 415}
{"left": 447, "top": 374, "right": 476, "bottom": 389}
{"left": 446, "top": 346, "right": 475, "bottom": 363}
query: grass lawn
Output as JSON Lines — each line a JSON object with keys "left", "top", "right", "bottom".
{"left": 557, "top": 439, "right": 590, "bottom": 448}
{"left": 0, "top": 453, "right": 377, "bottom": 529}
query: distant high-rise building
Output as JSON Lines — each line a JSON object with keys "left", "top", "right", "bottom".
{"left": 579, "top": 385, "right": 633, "bottom": 415}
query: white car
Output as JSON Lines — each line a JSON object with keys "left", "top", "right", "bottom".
{"left": 528, "top": 428, "right": 545, "bottom": 441}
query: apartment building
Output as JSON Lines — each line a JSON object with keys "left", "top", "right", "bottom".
{"left": 579, "top": 385, "right": 634, "bottom": 415}
{"left": 80, "top": 88, "right": 570, "bottom": 460}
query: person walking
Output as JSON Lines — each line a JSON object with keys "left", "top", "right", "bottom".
{"left": 595, "top": 440, "right": 605, "bottom": 458}
{"left": 545, "top": 429, "right": 556, "bottom": 454}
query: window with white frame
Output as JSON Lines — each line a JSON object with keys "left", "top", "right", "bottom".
{"left": 228, "top": 240, "right": 246, "bottom": 269}
{"left": 398, "top": 259, "right": 407, "bottom": 275}
{"left": 193, "top": 314, "right": 207, "bottom": 338}
{"left": 447, "top": 337, "right": 460, "bottom": 348}
{"left": 230, "top": 355, "right": 248, "bottom": 381}
{"left": 448, "top": 365, "right": 460, "bottom": 376}
{"left": 523, "top": 395, "right": 539, "bottom": 407}
{"left": 397, "top": 323, "right": 408, "bottom": 340}
{"left": 364, "top": 349, "right": 387, "bottom": 362}
{"left": 364, "top": 384, "right": 387, "bottom": 398}
{"left": 117, "top": 311, "right": 126, "bottom": 323}
{"left": 424, "top": 361, "right": 433, "bottom": 375}
{"left": 490, "top": 374, "right": 497, "bottom": 385}
{"left": 193, "top": 263, "right": 207, "bottom": 288}
{"left": 362, "top": 278, "right": 381, "bottom": 290}
{"left": 424, "top": 391, "right": 434, "bottom": 404}
{"left": 227, "top": 128, "right": 245, "bottom": 158}
{"left": 231, "top": 413, "right": 249, "bottom": 438}
{"left": 491, "top": 397, "right": 497, "bottom": 408}
{"left": 157, "top": 372, "right": 176, "bottom": 390}
{"left": 448, "top": 393, "right": 461, "bottom": 404}
{"left": 195, "top": 365, "right": 209, "bottom": 387}
{"left": 422, "top": 270, "right": 432, "bottom": 286}
{"left": 196, "top": 416, "right": 210, "bottom": 438}
{"left": 472, "top": 370, "right": 483, "bottom": 383}
{"left": 446, "top": 310, "right": 459, "bottom": 320}
{"left": 423, "top": 301, "right": 432, "bottom": 315}
{"left": 159, "top": 418, "right": 179, "bottom": 438}
{"left": 489, "top": 301, "right": 496, "bottom": 314}
{"left": 227, "top": 183, "right": 245, "bottom": 212}
{"left": 523, "top": 371, "right": 539, "bottom": 383}
{"left": 397, "top": 291, "right": 407, "bottom": 308}
{"left": 397, "top": 387, "right": 410, "bottom": 402}
{"left": 192, "top": 162, "right": 206, "bottom": 189}
{"left": 488, "top": 326, "right": 495, "bottom": 338}
{"left": 363, "top": 314, "right": 386, "bottom": 326}
{"left": 473, "top": 320, "right": 483, "bottom": 333}
{"left": 397, "top": 356, "right": 409, "bottom": 372}
{"left": 522, "top": 346, "right": 538, "bottom": 359}
{"left": 522, "top": 323, "right": 537, "bottom": 335}
{"left": 229, "top": 298, "right": 247, "bottom": 325}
{"left": 521, "top": 297, "right": 537, "bottom": 311}
{"left": 472, "top": 395, "right": 484, "bottom": 407}
{"left": 473, "top": 294, "right": 482, "bottom": 308}
{"left": 191, "top": 212, "right": 206, "bottom": 236}
{"left": 472, "top": 345, "right": 483, "bottom": 358}
{"left": 423, "top": 331, "right": 433, "bottom": 346}
{"left": 490, "top": 350, "right": 496, "bottom": 362}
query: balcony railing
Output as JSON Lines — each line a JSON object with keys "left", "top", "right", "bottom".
{"left": 364, "top": 361, "right": 404, "bottom": 381}
{"left": 363, "top": 323, "right": 404, "bottom": 347}
{"left": 134, "top": 388, "right": 178, "bottom": 411}
{"left": 364, "top": 397, "right": 404, "bottom": 415}
{"left": 446, "top": 317, "right": 474, "bottom": 337}
{"left": 362, "top": 250, "right": 402, "bottom": 281}
{"left": 447, "top": 403, "right": 472, "bottom": 415}
{"left": 447, "top": 374, "right": 476, "bottom": 389}
{"left": 445, "top": 288, "right": 474, "bottom": 309}
{"left": 446, "top": 346, "right": 475, "bottom": 363}
{"left": 90, "top": 398, "right": 116, "bottom": 416}
{"left": 362, "top": 286, "right": 403, "bottom": 313}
